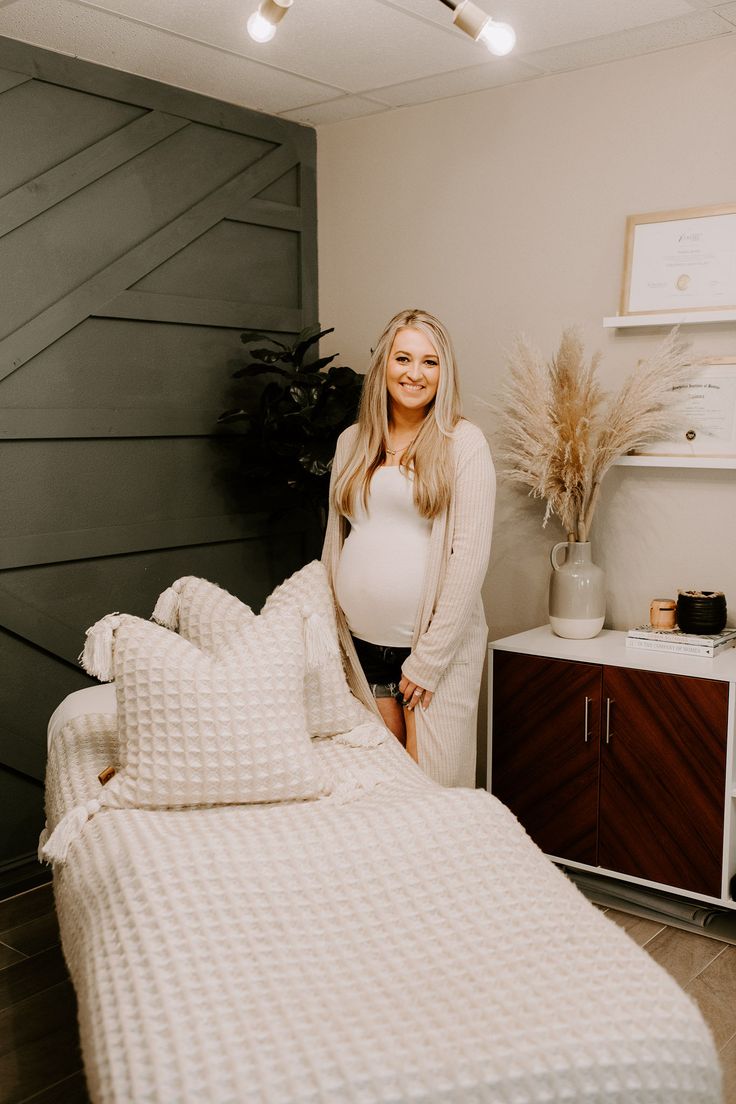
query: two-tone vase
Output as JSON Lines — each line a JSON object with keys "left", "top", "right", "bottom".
{"left": 549, "top": 541, "right": 605, "bottom": 639}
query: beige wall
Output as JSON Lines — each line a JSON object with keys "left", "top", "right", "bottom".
{"left": 317, "top": 36, "right": 736, "bottom": 769}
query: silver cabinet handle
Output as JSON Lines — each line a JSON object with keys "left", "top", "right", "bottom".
{"left": 584, "top": 696, "right": 591, "bottom": 743}
{"left": 605, "top": 697, "right": 614, "bottom": 743}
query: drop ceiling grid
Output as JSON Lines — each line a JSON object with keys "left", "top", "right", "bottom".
{"left": 522, "top": 9, "right": 733, "bottom": 73}
{"left": 0, "top": 0, "right": 735, "bottom": 120}
{"left": 381, "top": 0, "right": 698, "bottom": 53}
{"left": 67, "top": 0, "right": 491, "bottom": 90}
{"left": 366, "top": 55, "right": 541, "bottom": 109}
{"left": 716, "top": 2, "right": 736, "bottom": 24}
{"left": 0, "top": 0, "right": 345, "bottom": 112}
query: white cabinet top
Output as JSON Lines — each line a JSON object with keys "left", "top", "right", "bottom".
{"left": 490, "top": 625, "right": 736, "bottom": 683}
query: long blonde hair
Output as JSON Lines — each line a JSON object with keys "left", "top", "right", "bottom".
{"left": 332, "top": 309, "right": 462, "bottom": 519}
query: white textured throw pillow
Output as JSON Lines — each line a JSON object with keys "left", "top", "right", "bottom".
{"left": 154, "top": 562, "right": 369, "bottom": 737}
{"left": 42, "top": 607, "right": 330, "bottom": 865}
{"left": 262, "top": 561, "right": 369, "bottom": 735}
{"left": 151, "top": 574, "right": 256, "bottom": 652}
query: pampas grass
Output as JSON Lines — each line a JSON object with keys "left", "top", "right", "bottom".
{"left": 497, "top": 327, "right": 693, "bottom": 542}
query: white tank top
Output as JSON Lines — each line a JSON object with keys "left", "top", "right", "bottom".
{"left": 335, "top": 466, "right": 432, "bottom": 647}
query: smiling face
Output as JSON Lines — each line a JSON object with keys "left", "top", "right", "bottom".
{"left": 385, "top": 327, "right": 440, "bottom": 421}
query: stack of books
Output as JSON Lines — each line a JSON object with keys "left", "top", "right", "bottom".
{"left": 626, "top": 624, "right": 736, "bottom": 658}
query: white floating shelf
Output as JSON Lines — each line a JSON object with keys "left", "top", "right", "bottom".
{"left": 614, "top": 454, "right": 736, "bottom": 469}
{"left": 603, "top": 309, "right": 736, "bottom": 328}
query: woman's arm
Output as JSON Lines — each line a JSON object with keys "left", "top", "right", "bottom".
{"left": 401, "top": 434, "right": 496, "bottom": 693}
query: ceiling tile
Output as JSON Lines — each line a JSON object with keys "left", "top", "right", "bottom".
{"left": 280, "top": 96, "right": 390, "bottom": 126}
{"left": 0, "top": 0, "right": 343, "bottom": 112}
{"left": 382, "top": 0, "right": 695, "bottom": 53}
{"left": 715, "top": 2, "right": 736, "bottom": 24}
{"left": 371, "top": 56, "right": 540, "bottom": 108}
{"left": 71, "top": 0, "right": 493, "bottom": 92}
{"left": 522, "top": 10, "right": 733, "bottom": 72}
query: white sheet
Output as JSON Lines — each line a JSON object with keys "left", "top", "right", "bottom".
{"left": 47, "top": 682, "right": 116, "bottom": 750}
{"left": 46, "top": 692, "right": 721, "bottom": 1104}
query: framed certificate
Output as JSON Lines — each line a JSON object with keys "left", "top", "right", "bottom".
{"left": 620, "top": 203, "right": 736, "bottom": 316}
{"left": 633, "top": 358, "right": 736, "bottom": 458}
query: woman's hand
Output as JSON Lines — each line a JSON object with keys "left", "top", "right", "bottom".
{"left": 398, "top": 676, "right": 433, "bottom": 711}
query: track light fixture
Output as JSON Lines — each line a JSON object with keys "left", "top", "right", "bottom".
{"left": 438, "top": 0, "right": 516, "bottom": 55}
{"left": 246, "top": 0, "right": 293, "bottom": 43}
{"left": 245, "top": 0, "right": 515, "bottom": 57}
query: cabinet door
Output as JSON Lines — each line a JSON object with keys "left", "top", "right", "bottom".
{"left": 491, "top": 652, "right": 601, "bottom": 865}
{"left": 598, "top": 668, "right": 728, "bottom": 897}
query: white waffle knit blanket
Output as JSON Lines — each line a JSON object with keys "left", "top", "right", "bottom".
{"left": 48, "top": 714, "right": 721, "bottom": 1104}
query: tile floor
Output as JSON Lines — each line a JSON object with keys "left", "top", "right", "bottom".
{"left": 601, "top": 905, "right": 736, "bottom": 1101}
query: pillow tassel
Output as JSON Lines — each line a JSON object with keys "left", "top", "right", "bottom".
{"left": 304, "top": 611, "right": 340, "bottom": 670}
{"left": 152, "top": 583, "right": 182, "bottom": 630}
{"left": 37, "top": 823, "right": 49, "bottom": 863}
{"left": 333, "top": 721, "right": 389, "bottom": 748}
{"left": 79, "top": 613, "right": 122, "bottom": 681}
{"left": 41, "top": 798, "right": 102, "bottom": 865}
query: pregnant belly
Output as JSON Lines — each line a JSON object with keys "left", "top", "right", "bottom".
{"left": 336, "top": 533, "right": 427, "bottom": 647}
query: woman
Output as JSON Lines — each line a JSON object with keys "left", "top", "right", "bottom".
{"left": 322, "top": 309, "right": 495, "bottom": 788}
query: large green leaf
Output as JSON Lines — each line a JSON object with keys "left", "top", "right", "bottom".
{"left": 217, "top": 408, "right": 253, "bottom": 429}
{"left": 294, "top": 327, "right": 334, "bottom": 366}
{"left": 301, "top": 353, "right": 338, "bottom": 373}
{"left": 246, "top": 347, "right": 291, "bottom": 364}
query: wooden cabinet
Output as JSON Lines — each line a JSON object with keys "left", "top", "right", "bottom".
{"left": 490, "top": 631, "right": 731, "bottom": 901}
{"left": 492, "top": 653, "right": 600, "bottom": 866}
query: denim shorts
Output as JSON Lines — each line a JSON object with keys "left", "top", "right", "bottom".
{"left": 351, "top": 636, "right": 411, "bottom": 700}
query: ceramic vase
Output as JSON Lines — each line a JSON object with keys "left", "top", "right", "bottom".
{"left": 549, "top": 541, "right": 605, "bottom": 639}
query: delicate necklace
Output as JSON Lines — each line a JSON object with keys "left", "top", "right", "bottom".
{"left": 385, "top": 433, "right": 417, "bottom": 456}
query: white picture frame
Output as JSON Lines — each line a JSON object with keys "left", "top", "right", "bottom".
{"left": 620, "top": 203, "right": 736, "bottom": 317}
{"left": 631, "top": 358, "right": 736, "bottom": 458}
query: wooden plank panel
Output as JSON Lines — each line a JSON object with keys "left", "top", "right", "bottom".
{"left": 0, "top": 69, "right": 29, "bottom": 94}
{"left": 0, "top": 586, "right": 88, "bottom": 665}
{"left": 0, "top": 407, "right": 221, "bottom": 439}
{"left": 227, "top": 198, "right": 303, "bottom": 231}
{"left": 0, "top": 773, "right": 44, "bottom": 870}
{"left": 0, "top": 123, "right": 274, "bottom": 345}
{"left": 299, "top": 161, "right": 318, "bottom": 320}
{"left": 0, "top": 38, "right": 317, "bottom": 879}
{"left": 2, "top": 435, "right": 248, "bottom": 537}
{"left": 97, "top": 291, "right": 302, "bottom": 331}
{"left": 0, "top": 633, "right": 91, "bottom": 780}
{"left": 255, "top": 164, "right": 301, "bottom": 206}
{"left": 0, "top": 142, "right": 298, "bottom": 381}
{"left": 0, "top": 35, "right": 296, "bottom": 144}
{"left": 0, "top": 78, "right": 144, "bottom": 199}
{"left": 2, "top": 531, "right": 316, "bottom": 639}
{"left": 0, "top": 514, "right": 276, "bottom": 570}
{"left": 0, "top": 110, "right": 189, "bottom": 238}
{"left": 132, "top": 220, "right": 301, "bottom": 307}
{"left": 0, "top": 318, "right": 285, "bottom": 413}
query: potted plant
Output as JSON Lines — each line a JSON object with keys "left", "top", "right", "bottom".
{"left": 219, "top": 324, "right": 363, "bottom": 531}
{"left": 496, "top": 327, "right": 694, "bottom": 638}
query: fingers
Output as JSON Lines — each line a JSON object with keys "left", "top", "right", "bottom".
{"left": 399, "top": 679, "right": 429, "bottom": 711}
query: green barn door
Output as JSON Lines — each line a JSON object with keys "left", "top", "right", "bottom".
{"left": 0, "top": 37, "right": 318, "bottom": 882}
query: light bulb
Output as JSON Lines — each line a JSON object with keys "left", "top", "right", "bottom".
{"left": 247, "top": 9, "right": 277, "bottom": 42}
{"left": 477, "top": 18, "right": 516, "bottom": 56}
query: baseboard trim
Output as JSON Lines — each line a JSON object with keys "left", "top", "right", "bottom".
{"left": 0, "top": 852, "right": 51, "bottom": 901}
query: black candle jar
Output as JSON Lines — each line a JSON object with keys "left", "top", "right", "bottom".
{"left": 676, "top": 590, "right": 727, "bottom": 635}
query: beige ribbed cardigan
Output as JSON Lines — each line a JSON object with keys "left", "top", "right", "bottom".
{"left": 322, "top": 419, "right": 496, "bottom": 787}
